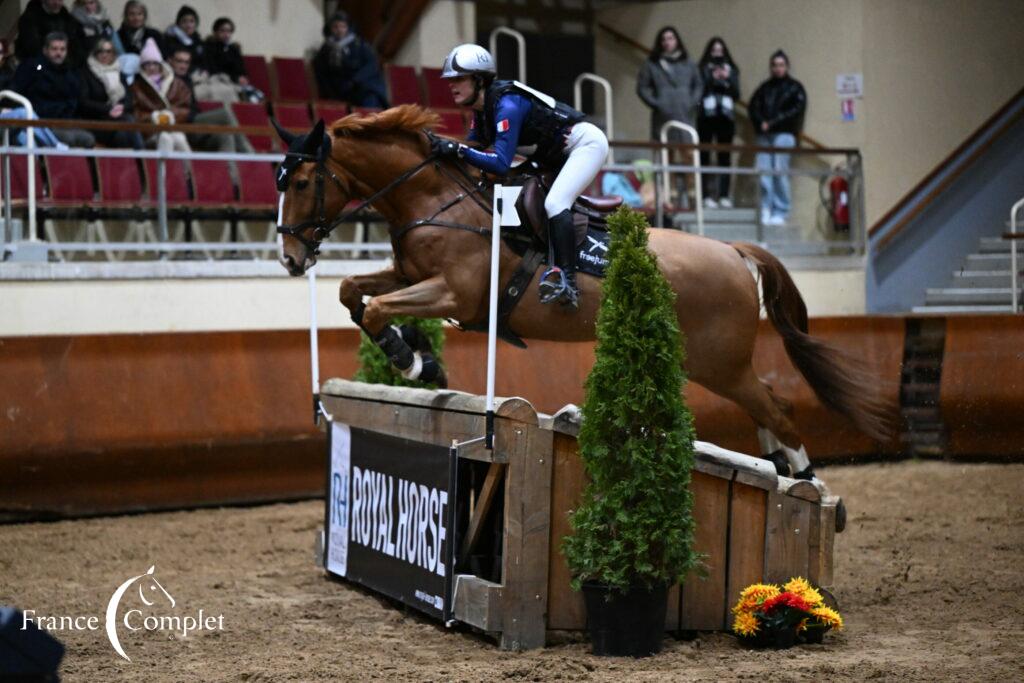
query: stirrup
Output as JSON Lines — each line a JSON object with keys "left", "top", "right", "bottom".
{"left": 538, "top": 267, "right": 579, "bottom": 309}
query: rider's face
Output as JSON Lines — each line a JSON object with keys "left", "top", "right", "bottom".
{"left": 447, "top": 76, "right": 479, "bottom": 108}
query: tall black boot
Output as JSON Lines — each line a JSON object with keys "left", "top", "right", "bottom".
{"left": 538, "top": 209, "right": 579, "bottom": 309}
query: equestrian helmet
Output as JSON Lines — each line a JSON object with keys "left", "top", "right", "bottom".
{"left": 441, "top": 44, "right": 496, "bottom": 79}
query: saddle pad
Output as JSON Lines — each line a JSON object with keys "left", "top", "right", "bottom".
{"left": 575, "top": 225, "right": 609, "bottom": 278}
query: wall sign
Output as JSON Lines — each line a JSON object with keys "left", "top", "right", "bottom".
{"left": 835, "top": 73, "right": 864, "bottom": 99}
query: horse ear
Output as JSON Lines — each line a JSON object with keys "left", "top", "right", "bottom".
{"left": 302, "top": 119, "right": 326, "bottom": 157}
{"left": 270, "top": 118, "right": 297, "bottom": 146}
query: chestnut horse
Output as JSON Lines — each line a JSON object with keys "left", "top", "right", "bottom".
{"left": 275, "top": 105, "right": 888, "bottom": 475}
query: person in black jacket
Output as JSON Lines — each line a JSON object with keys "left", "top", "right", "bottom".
{"left": 15, "top": 0, "right": 89, "bottom": 68}
{"left": 696, "top": 36, "right": 740, "bottom": 208}
{"left": 313, "top": 12, "right": 388, "bottom": 108}
{"left": 117, "top": 0, "right": 163, "bottom": 56}
{"left": 12, "top": 32, "right": 94, "bottom": 147}
{"left": 0, "top": 40, "right": 15, "bottom": 93}
{"left": 749, "top": 49, "right": 806, "bottom": 225}
{"left": 163, "top": 5, "right": 204, "bottom": 74}
{"left": 203, "top": 17, "right": 248, "bottom": 86}
{"left": 77, "top": 38, "right": 143, "bottom": 148}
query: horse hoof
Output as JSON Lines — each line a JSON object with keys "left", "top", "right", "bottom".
{"left": 835, "top": 498, "right": 847, "bottom": 533}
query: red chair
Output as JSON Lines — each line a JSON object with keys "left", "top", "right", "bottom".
{"left": 237, "top": 161, "right": 277, "bottom": 208}
{"left": 231, "top": 101, "right": 274, "bottom": 152}
{"left": 422, "top": 67, "right": 452, "bottom": 108}
{"left": 314, "top": 101, "right": 349, "bottom": 125}
{"left": 271, "top": 57, "right": 313, "bottom": 102}
{"left": 273, "top": 102, "right": 311, "bottom": 130}
{"left": 385, "top": 65, "right": 422, "bottom": 105}
{"left": 197, "top": 100, "right": 224, "bottom": 113}
{"left": 435, "top": 110, "right": 467, "bottom": 137}
{"left": 190, "top": 160, "right": 237, "bottom": 206}
{"left": 7, "top": 155, "right": 43, "bottom": 202}
{"left": 44, "top": 156, "right": 94, "bottom": 205}
{"left": 143, "top": 158, "right": 190, "bottom": 204}
{"left": 242, "top": 54, "right": 273, "bottom": 98}
{"left": 96, "top": 157, "right": 143, "bottom": 205}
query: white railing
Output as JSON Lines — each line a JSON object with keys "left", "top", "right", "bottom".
{"left": 1011, "top": 196, "right": 1024, "bottom": 312}
{"left": 659, "top": 120, "right": 703, "bottom": 235}
{"left": 573, "top": 73, "right": 614, "bottom": 164}
{"left": 488, "top": 27, "right": 527, "bottom": 84}
{"left": 0, "top": 90, "right": 37, "bottom": 242}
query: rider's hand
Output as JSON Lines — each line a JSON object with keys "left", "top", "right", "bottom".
{"left": 431, "top": 136, "right": 463, "bottom": 159}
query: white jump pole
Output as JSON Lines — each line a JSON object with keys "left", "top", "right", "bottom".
{"left": 308, "top": 266, "right": 322, "bottom": 425}
{"left": 485, "top": 185, "right": 503, "bottom": 449}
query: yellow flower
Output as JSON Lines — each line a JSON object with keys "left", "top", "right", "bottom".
{"left": 784, "top": 576, "right": 824, "bottom": 607}
{"left": 810, "top": 605, "right": 844, "bottom": 630}
{"left": 732, "top": 583, "right": 780, "bottom": 614}
{"left": 733, "top": 611, "right": 760, "bottom": 637}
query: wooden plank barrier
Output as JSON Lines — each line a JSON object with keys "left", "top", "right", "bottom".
{"left": 320, "top": 379, "right": 842, "bottom": 650}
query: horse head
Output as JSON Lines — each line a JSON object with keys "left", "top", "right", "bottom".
{"left": 273, "top": 118, "right": 351, "bottom": 276}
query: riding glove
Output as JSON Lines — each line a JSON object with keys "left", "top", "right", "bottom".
{"left": 431, "top": 137, "right": 463, "bottom": 158}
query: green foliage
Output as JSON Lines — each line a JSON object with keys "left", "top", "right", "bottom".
{"left": 562, "top": 207, "right": 699, "bottom": 593}
{"left": 353, "top": 317, "right": 446, "bottom": 389}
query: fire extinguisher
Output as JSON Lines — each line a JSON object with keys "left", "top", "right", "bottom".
{"left": 821, "top": 169, "right": 850, "bottom": 233}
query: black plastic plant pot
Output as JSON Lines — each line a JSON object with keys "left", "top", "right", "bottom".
{"left": 581, "top": 581, "right": 669, "bottom": 657}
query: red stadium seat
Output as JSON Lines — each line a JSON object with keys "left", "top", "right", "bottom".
{"left": 196, "top": 100, "right": 223, "bottom": 113}
{"left": 273, "top": 102, "right": 311, "bottom": 130}
{"left": 314, "top": 101, "right": 349, "bottom": 125}
{"left": 7, "top": 155, "right": 43, "bottom": 202}
{"left": 385, "top": 65, "right": 422, "bottom": 105}
{"left": 96, "top": 157, "right": 143, "bottom": 204}
{"left": 422, "top": 67, "right": 452, "bottom": 108}
{"left": 435, "top": 109, "right": 467, "bottom": 137}
{"left": 271, "top": 57, "right": 313, "bottom": 102}
{"left": 237, "top": 161, "right": 277, "bottom": 207}
{"left": 190, "top": 160, "right": 237, "bottom": 206}
{"left": 44, "top": 156, "right": 94, "bottom": 204}
{"left": 143, "top": 159, "right": 190, "bottom": 204}
{"left": 242, "top": 55, "right": 273, "bottom": 98}
{"left": 231, "top": 102, "right": 275, "bottom": 152}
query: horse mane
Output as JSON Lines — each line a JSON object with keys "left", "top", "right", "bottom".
{"left": 331, "top": 104, "right": 442, "bottom": 139}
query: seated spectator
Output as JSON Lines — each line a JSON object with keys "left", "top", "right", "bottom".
{"left": 78, "top": 38, "right": 143, "bottom": 149}
{"left": 12, "top": 31, "right": 95, "bottom": 148}
{"left": 203, "top": 18, "right": 247, "bottom": 86}
{"left": 131, "top": 38, "right": 190, "bottom": 151}
{"left": 0, "top": 40, "right": 15, "bottom": 92}
{"left": 749, "top": 49, "right": 806, "bottom": 225}
{"left": 70, "top": 0, "right": 118, "bottom": 54}
{"left": 313, "top": 12, "right": 388, "bottom": 108}
{"left": 163, "top": 5, "right": 204, "bottom": 73}
{"left": 15, "top": 0, "right": 88, "bottom": 68}
{"left": 168, "top": 47, "right": 252, "bottom": 155}
{"left": 117, "top": 1, "right": 163, "bottom": 56}
{"left": 697, "top": 36, "right": 740, "bottom": 208}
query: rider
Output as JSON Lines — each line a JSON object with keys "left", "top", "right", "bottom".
{"left": 432, "top": 44, "right": 609, "bottom": 310}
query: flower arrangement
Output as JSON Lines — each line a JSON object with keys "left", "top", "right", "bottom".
{"left": 731, "top": 577, "right": 843, "bottom": 648}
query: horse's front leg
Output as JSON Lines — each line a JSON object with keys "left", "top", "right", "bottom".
{"left": 360, "top": 275, "right": 460, "bottom": 387}
{"left": 339, "top": 266, "right": 407, "bottom": 317}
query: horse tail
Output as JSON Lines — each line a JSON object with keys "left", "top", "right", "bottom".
{"left": 732, "top": 241, "right": 892, "bottom": 442}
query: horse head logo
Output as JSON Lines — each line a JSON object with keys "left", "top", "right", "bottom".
{"left": 104, "top": 565, "right": 174, "bottom": 662}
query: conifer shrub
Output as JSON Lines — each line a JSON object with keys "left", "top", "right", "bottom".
{"left": 563, "top": 207, "right": 699, "bottom": 592}
{"left": 353, "top": 317, "right": 446, "bottom": 388}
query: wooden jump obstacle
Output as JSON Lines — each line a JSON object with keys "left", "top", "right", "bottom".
{"left": 319, "top": 379, "right": 843, "bottom": 650}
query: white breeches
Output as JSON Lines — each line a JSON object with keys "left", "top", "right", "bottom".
{"left": 544, "top": 121, "right": 609, "bottom": 217}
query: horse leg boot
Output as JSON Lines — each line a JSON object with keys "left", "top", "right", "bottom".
{"left": 757, "top": 428, "right": 791, "bottom": 476}
{"left": 350, "top": 303, "right": 445, "bottom": 387}
{"left": 538, "top": 209, "right": 579, "bottom": 310}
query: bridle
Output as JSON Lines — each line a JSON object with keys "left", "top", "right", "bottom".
{"left": 275, "top": 131, "right": 493, "bottom": 257}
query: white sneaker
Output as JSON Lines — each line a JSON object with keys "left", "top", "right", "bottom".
{"left": 761, "top": 209, "right": 772, "bottom": 224}
{"left": 768, "top": 214, "right": 787, "bottom": 225}
{"left": 719, "top": 197, "right": 733, "bottom": 208}
{"left": 703, "top": 197, "right": 718, "bottom": 209}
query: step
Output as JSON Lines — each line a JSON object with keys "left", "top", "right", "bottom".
{"left": 978, "top": 236, "right": 1013, "bottom": 253}
{"left": 951, "top": 270, "right": 1014, "bottom": 288}
{"left": 911, "top": 304, "right": 1016, "bottom": 313}
{"left": 965, "top": 253, "right": 1014, "bottom": 270}
{"left": 674, "top": 207, "right": 758, "bottom": 223}
{"left": 925, "top": 288, "right": 1018, "bottom": 305}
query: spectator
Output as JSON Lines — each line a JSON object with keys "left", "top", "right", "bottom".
{"left": 163, "top": 5, "right": 204, "bottom": 73}
{"left": 131, "top": 37, "right": 190, "bottom": 151}
{"left": 12, "top": 31, "right": 95, "bottom": 147}
{"left": 637, "top": 27, "right": 702, "bottom": 136}
{"left": 749, "top": 49, "right": 806, "bottom": 225}
{"left": 313, "top": 12, "right": 388, "bottom": 108}
{"left": 0, "top": 40, "right": 15, "bottom": 92}
{"left": 15, "top": 0, "right": 88, "bottom": 68}
{"left": 697, "top": 36, "right": 740, "bottom": 209}
{"left": 70, "top": 0, "right": 118, "bottom": 54}
{"left": 169, "top": 47, "right": 252, "bottom": 155}
{"left": 78, "top": 38, "right": 143, "bottom": 149}
{"left": 117, "top": 1, "right": 162, "bottom": 56}
{"left": 203, "top": 18, "right": 248, "bottom": 86}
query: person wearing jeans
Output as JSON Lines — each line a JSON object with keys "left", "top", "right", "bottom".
{"left": 749, "top": 50, "right": 806, "bottom": 225}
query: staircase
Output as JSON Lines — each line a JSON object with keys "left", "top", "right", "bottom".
{"left": 673, "top": 207, "right": 804, "bottom": 248}
{"left": 912, "top": 236, "right": 1020, "bottom": 313}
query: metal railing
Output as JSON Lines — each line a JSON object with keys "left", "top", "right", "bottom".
{"left": 659, "top": 120, "right": 702, "bottom": 234}
{"left": 573, "top": 73, "right": 614, "bottom": 164}
{"left": 0, "top": 91, "right": 37, "bottom": 243}
{"left": 488, "top": 27, "right": 527, "bottom": 84}
{"left": 1010, "top": 196, "right": 1024, "bottom": 312}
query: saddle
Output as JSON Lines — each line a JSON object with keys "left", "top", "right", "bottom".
{"left": 513, "top": 173, "right": 622, "bottom": 247}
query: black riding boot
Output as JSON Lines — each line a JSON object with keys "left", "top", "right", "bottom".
{"left": 538, "top": 209, "right": 580, "bottom": 310}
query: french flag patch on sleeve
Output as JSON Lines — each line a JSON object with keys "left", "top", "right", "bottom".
{"left": 496, "top": 119, "right": 510, "bottom": 133}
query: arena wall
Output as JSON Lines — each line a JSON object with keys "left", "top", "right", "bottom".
{"left": 594, "top": 0, "right": 1024, "bottom": 224}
